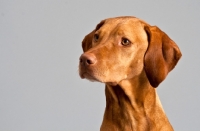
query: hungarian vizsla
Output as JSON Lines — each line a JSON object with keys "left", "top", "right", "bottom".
{"left": 79, "top": 16, "right": 182, "bottom": 131}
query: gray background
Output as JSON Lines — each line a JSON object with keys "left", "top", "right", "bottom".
{"left": 0, "top": 0, "right": 199, "bottom": 131}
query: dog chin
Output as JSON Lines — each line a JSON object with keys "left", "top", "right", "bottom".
{"left": 81, "top": 72, "right": 100, "bottom": 82}
{"left": 86, "top": 76, "right": 119, "bottom": 86}
{"left": 81, "top": 72, "right": 120, "bottom": 85}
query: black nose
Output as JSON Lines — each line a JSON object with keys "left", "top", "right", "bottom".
{"left": 80, "top": 53, "right": 97, "bottom": 66}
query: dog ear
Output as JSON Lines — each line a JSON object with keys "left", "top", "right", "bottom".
{"left": 82, "top": 20, "right": 105, "bottom": 52}
{"left": 144, "top": 26, "right": 182, "bottom": 87}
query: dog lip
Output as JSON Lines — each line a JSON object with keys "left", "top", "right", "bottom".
{"left": 81, "top": 72, "right": 100, "bottom": 82}
{"left": 80, "top": 71, "right": 89, "bottom": 78}
{"left": 80, "top": 73, "right": 85, "bottom": 79}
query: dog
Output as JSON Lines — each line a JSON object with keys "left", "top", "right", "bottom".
{"left": 79, "top": 16, "right": 182, "bottom": 131}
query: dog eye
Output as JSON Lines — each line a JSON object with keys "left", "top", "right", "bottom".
{"left": 94, "top": 34, "right": 99, "bottom": 42}
{"left": 121, "top": 38, "right": 131, "bottom": 46}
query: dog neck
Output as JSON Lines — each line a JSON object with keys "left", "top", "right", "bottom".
{"left": 100, "top": 70, "right": 173, "bottom": 131}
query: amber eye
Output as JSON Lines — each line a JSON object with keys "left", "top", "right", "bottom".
{"left": 94, "top": 34, "right": 99, "bottom": 42}
{"left": 121, "top": 38, "right": 131, "bottom": 46}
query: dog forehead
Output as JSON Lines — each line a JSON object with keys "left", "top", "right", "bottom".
{"left": 96, "top": 17, "right": 147, "bottom": 44}
{"left": 98, "top": 17, "right": 144, "bottom": 34}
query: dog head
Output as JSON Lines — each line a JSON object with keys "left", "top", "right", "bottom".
{"left": 79, "top": 16, "right": 182, "bottom": 87}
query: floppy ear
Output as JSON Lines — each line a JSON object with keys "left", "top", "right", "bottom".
{"left": 82, "top": 20, "right": 105, "bottom": 52}
{"left": 144, "top": 26, "right": 182, "bottom": 87}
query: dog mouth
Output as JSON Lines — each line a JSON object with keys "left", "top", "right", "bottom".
{"left": 80, "top": 71, "right": 120, "bottom": 86}
{"left": 80, "top": 72, "right": 100, "bottom": 82}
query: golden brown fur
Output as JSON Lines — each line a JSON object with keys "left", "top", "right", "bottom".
{"left": 79, "top": 16, "right": 182, "bottom": 131}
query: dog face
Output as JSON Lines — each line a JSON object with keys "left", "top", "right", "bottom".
{"left": 79, "top": 16, "right": 182, "bottom": 87}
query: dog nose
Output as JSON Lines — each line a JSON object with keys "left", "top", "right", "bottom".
{"left": 80, "top": 53, "right": 97, "bottom": 66}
